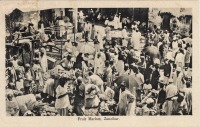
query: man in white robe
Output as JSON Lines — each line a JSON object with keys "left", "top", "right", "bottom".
{"left": 118, "top": 81, "right": 135, "bottom": 116}
{"left": 113, "top": 15, "right": 120, "bottom": 30}
{"left": 134, "top": 29, "right": 141, "bottom": 50}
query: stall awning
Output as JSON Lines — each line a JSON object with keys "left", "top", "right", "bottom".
{"left": 159, "top": 8, "right": 181, "bottom": 17}
{"left": 159, "top": 8, "right": 192, "bottom": 17}
{"left": 179, "top": 9, "right": 192, "bottom": 16}
{"left": 5, "top": 6, "right": 56, "bottom": 15}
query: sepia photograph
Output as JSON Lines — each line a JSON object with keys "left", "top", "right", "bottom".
{"left": 5, "top": 7, "right": 193, "bottom": 117}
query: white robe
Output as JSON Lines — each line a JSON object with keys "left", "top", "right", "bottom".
{"left": 118, "top": 89, "right": 136, "bottom": 116}
{"left": 113, "top": 16, "right": 120, "bottom": 29}
{"left": 172, "top": 72, "right": 184, "bottom": 91}
{"left": 55, "top": 85, "right": 70, "bottom": 109}
{"left": 164, "top": 84, "right": 178, "bottom": 115}
{"left": 122, "top": 29, "right": 128, "bottom": 39}
{"left": 175, "top": 53, "right": 185, "bottom": 68}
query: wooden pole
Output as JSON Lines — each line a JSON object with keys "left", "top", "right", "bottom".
{"left": 132, "top": 8, "right": 134, "bottom": 21}
{"left": 74, "top": 26, "right": 76, "bottom": 42}
{"left": 72, "top": 8, "right": 78, "bottom": 43}
{"left": 147, "top": 8, "right": 149, "bottom": 32}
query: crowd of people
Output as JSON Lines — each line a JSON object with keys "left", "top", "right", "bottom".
{"left": 6, "top": 10, "right": 192, "bottom": 116}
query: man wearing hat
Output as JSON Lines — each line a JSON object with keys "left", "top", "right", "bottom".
{"left": 117, "top": 81, "right": 135, "bottom": 116}
{"left": 175, "top": 48, "right": 185, "bottom": 68}
{"left": 171, "top": 93, "right": 188, "bottom": 115}
{"left": 163, "top": 78, "right": 178, "bottom": 115}
{"left": 133, "top": 27, "right": 141, "bottom": 50}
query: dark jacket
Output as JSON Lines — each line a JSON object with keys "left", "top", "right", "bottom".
{"left": 158, "top": 89, "right": 166, "bottom": 104}
{"left": 163, "top": 63, "right": 171, "bottom": 77}
{"left": 150, "top": 70, "right": 160, "bottom": 90}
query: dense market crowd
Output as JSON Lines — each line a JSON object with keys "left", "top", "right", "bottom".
{"left": 6, "top": 9, "right": 192, "bottom": 116}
